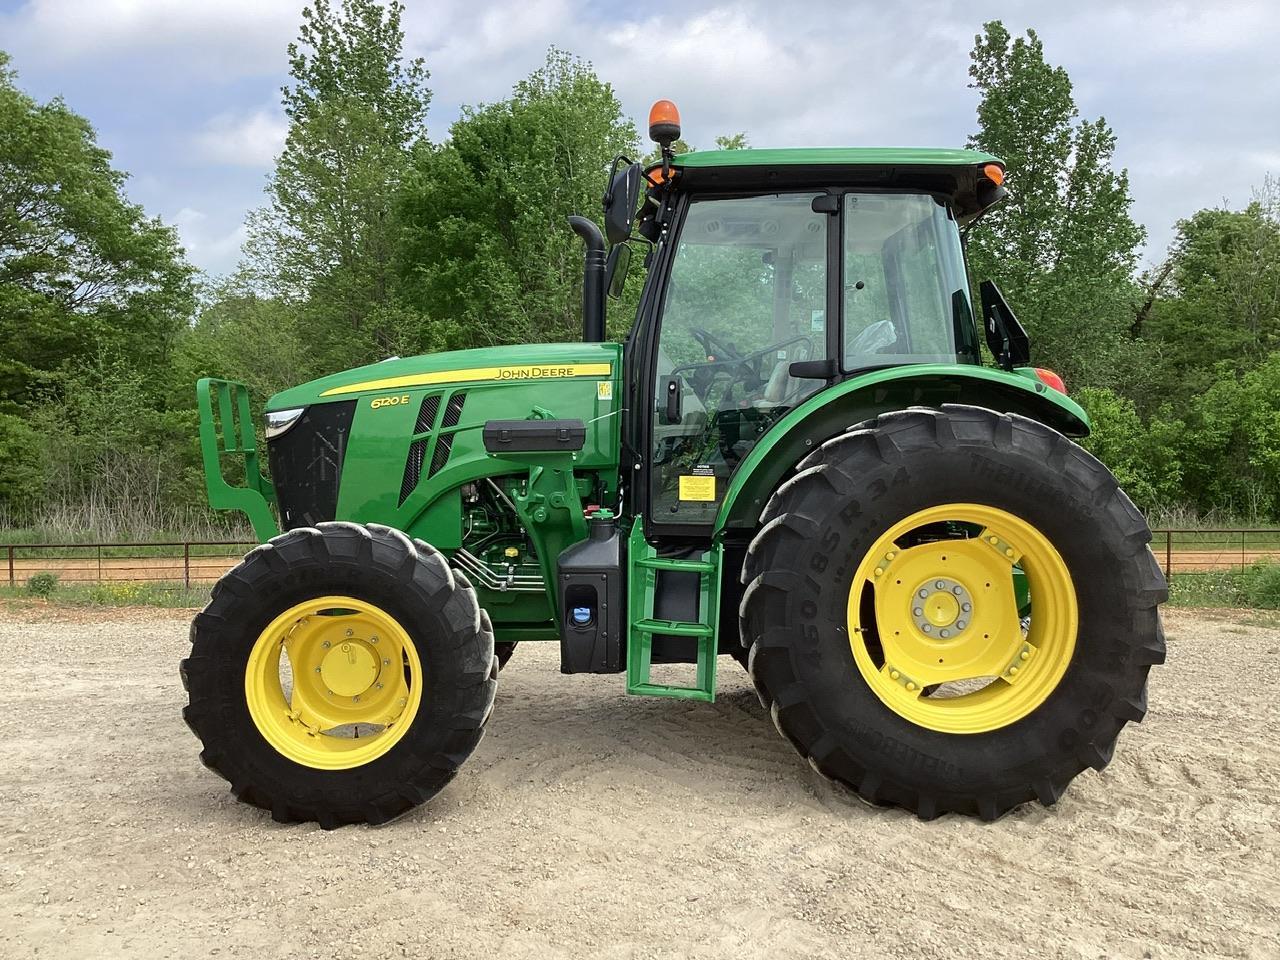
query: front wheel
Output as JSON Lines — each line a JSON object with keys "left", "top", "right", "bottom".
{"left": 182, "top": 522, "right": 497, "bottom": 828}
{"left": 740, "top": 405, "right": 1167, "bottom": 820}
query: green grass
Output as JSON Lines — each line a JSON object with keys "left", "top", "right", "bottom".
{"left": 0, "top": 580, "right": 211, "bottom": 607}
{"left": 1166, "top": 561, "right": 1280, "bottom": 609}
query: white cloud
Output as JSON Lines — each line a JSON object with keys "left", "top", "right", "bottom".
{"left": 195, "top": 107, "right": 288, "bottom": 168}
{"left": 0, "top": 0, "right": 298, "bottom": 77}
{"left": 171, "top": 207, "right": 248, "bottom": 273}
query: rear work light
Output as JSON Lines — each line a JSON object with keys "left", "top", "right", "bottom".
{"left": 1033, "top": 368, "right": 1067, "bottom": 394}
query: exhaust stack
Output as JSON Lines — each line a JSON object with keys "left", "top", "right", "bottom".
{"left": 568, "top": 216, "right": 606, "bottom": 343}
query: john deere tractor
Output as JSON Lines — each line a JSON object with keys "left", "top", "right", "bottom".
{"left": 183, "top": 100, "right": 1166, "bottom": 827}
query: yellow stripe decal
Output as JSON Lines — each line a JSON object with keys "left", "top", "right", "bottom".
{"left": 320, "top": 363, "right": 613, "bottom": 397}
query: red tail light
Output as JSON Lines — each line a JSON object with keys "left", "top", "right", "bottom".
{"left": 1033, "top": 367, "right": 1066, "bottom": 394}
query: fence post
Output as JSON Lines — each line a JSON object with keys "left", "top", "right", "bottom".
{"left": 7, "top": 545, "right": 13, "bottom": 588}
{"left": 97, "top": 544, "right": 102, "bottom": 584}
{"left": 184, "top": 542, "right": 191, "bottom": 590}
{"left": 1241, "top": 529, "right": 1246, "bottom": 573}
{"left": 1164, "top": 530, "right": 1172, "bottom": 580}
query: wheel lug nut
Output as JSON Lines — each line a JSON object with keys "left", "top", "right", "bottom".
{"left": 314, "top": 667, "right": 322, "bottom": 674}
{"left": 345, "top": 629, "right": 353, "bottom": 637}
{"left": 953, "top": 586, "right": 963, "bottom": 595}
{"left": 940, "top": 629, "right": 950, "bottom": 638}
{"left": 962, "top": 602, "right": 972, "bottom": 612}
{"left": 918, "top": 589, "right": 929, "bottom": 599}
{"left": 913, "top": 607, "right": 923, "bottom": 617}
{"left": 935, "top": 580, "right": 945, "bottom": 589}
{"left": 956, "top": 620, "right": 966, "bottom": 630}
{"left": 371, "top": 636, "right": 378, "bottom": 643}
{"left": 322, "top": 640, "right": 330, "bottom": 648}
{"left": 922, "top": 625, "right": 932, "bottom": 633}
{"left": 383, "top": 658, "right": 391, "bottom": 666}
{"left": 890, "top": 670, "right": 900, "bottom": 680}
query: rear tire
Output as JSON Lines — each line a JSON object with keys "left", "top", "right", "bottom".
{"left": 182, "top": 522, "right": 497, "bottom": 828}
{"left": 740, "top": 405, "right": 1166, "bottom": 820}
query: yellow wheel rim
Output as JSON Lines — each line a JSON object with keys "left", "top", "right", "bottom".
{"left": 847, "top": 503, "right": 1077, "bottom": 734}
{"left": 244, "top": 596, "right": 423, "bottom": 770}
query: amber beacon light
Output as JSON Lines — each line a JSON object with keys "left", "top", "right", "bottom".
{"left": 648, "top": 99, "right": 681, "bottom": 145}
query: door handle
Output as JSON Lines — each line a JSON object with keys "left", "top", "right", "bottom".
{"left": 661, "top": 376, "right": 682, "bottom": 424}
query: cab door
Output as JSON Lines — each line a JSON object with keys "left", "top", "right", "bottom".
{"left": 645, "top": 192, "right": 833, "bottom": 531}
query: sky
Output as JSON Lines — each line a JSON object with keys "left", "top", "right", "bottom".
{"left": 1, "top": 0, "right": 1276, "bottom": 277}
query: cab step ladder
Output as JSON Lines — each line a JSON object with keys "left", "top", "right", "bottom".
{"left": 626, "top": 519, "right": 722, "bottom": 701}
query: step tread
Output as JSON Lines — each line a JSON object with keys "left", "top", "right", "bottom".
{"left": 632, "top": 617, "right": 714, "bottom": 638}
{"left": 626, "top": 682, "right": 715, "bottom": 702}
{"left": 635, "top": 556, "right": 716, "bottom": 574}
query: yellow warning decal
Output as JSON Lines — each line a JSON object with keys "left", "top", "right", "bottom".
{"left": 320, "top": 363, "right": 613, "bottom": 397}
{"left": 679, "top": 475, "right": 716, "bottom": 502}
{"left": 596, "top": 380, "right": 613, "bottom": 401}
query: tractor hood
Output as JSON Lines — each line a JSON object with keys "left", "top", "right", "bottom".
{"left": 266, "top": 342, "right": 620, "bottom": 412}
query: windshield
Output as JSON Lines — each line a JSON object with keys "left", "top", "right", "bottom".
{"left": 843, "top": 192, "right": 973, "bottom": 370}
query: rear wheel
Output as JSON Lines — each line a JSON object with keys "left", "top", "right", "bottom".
{"left": 740, "top": 405, "right": 1166, "bottom": 820}
{"left": 182, "top": 522, "right": 497, "bottom": 827}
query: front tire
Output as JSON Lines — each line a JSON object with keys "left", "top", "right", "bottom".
{"left": 182, "top": 522, "right": 497, "bottom": 828}
{"left": 740, "top": 405, "right": 1166, "bottom": 820}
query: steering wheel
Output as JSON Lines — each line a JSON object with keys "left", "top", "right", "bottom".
{"left": 690, "top": 327, "right": 742, "bottom": 362}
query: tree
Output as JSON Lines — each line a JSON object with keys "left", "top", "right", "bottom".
{"left": 0, "top": 51, "right": 194, "bottom": 412}
{"left": 965, "top": 22, "right": 1144, "bottom": 390}
{"left": 395, "top": 49, "right": 638, "bottom": 347}
{"left": 245, "top": 0, "right": 429, "bottom": 373}
{"left": 0, "top": 50, "right": 194, "bottom": 519}
{"left": 1141, "top": 181, "right": 1280, "bottom": 407}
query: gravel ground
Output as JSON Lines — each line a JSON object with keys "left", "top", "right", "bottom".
{"left": 1, "top": 604, "right": 1277, "bottom": 960}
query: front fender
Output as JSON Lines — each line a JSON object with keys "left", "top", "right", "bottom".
{"left": 714, "top": 364, "right": 1090, "bottom": 533}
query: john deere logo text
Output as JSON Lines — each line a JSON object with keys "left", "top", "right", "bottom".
{"left": 495, "top": 366, "right": 576, "bottom": 380}
{"left": 370, "top": 394, "right": 410, "bottom": 410}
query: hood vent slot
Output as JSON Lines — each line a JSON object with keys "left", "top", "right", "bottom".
{"left": 442, "top": 392, "right": 466, "bottom": 428}
{"left": 414, "top": 394, "right": 440, "bottom": 434}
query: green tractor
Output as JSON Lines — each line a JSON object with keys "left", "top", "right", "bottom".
{"left": 183, "top": 100, "right": 1166, "bottom": 827}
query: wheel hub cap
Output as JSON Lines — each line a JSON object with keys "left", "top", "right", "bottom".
{"left": 320, "top": 641, "right": 379, "bottom": 697}
{"left": 913, "top": 578, "right": 971, "bottom": 636}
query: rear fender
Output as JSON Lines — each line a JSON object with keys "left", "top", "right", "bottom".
{"left": 714, "top": 364, "right": 1090, "bottom": 533}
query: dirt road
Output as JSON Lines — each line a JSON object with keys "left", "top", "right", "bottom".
{"left": 1, "top": 605, "right": 1277, "bottom": 959}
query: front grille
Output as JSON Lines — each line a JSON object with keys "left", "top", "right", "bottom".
{"left": 268, "top": 401, "right": 355, "bottom": 529}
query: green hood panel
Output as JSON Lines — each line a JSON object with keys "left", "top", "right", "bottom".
{"left": 267, "top": 342, "right": 621, "bottom": 411}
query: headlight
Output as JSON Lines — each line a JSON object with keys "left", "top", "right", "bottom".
{"left": 265, "top": 407, "right": 305, "bottom": 440}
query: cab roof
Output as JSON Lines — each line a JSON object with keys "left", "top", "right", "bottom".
{"left": 666, "top": 146, "right": 1005, "bottom": 222}
{"left": 671, "top": 146, "right": 1001, "bottom": 169}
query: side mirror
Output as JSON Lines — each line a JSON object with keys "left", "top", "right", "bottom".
{"left": 604, "top": 162, "right": 643, "bottom": 245}
{"left": 605, "top": 243, "right": 632, "bottom": 299}
{"left": 980, "top": 280, "right": 1031, "bottom": 370}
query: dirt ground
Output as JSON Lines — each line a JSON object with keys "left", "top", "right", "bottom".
{"left": 1, "top": 605, "right": 1277, "bottom": 960}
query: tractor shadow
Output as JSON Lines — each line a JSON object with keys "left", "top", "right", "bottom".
{"left": 461, "top": 652, "right": 877, "bottom": 819}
